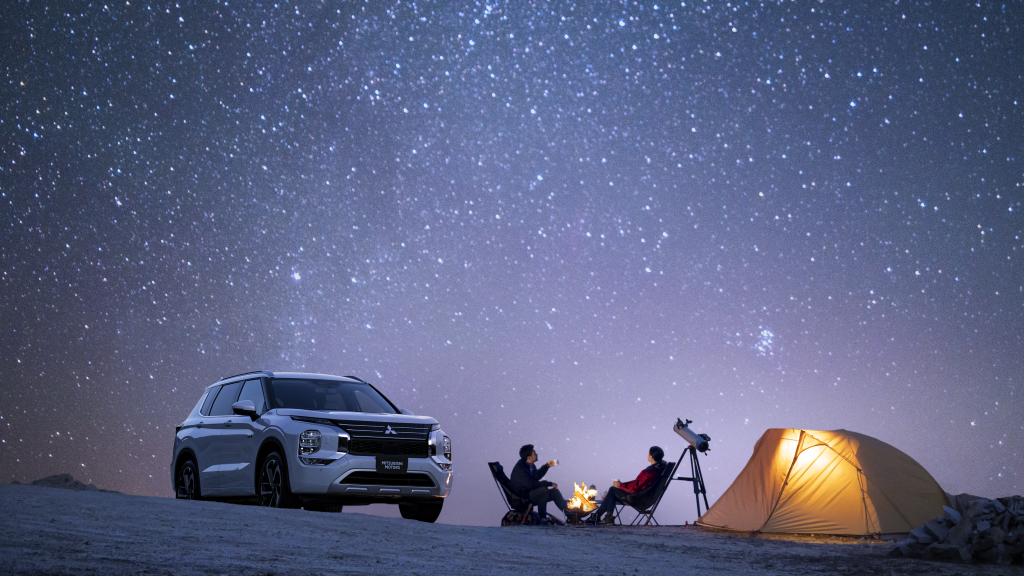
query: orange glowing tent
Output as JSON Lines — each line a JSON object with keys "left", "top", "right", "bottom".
{"left": 697, "top": 428, "right": 949, "bottom": 536}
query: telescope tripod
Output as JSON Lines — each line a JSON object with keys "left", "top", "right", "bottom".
{"left": 676, "top": 445, "right": 710, "bottom": 517}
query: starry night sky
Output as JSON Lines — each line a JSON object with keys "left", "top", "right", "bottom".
{"left": 2, "top": 1, "right": 1022, "bottom": 525}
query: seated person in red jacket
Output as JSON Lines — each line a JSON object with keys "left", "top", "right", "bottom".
{"left": 587, "top": 446, "right": 666, "bottom": 525}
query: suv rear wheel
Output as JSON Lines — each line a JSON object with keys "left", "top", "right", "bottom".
{"left": 258, "top": 452, "right": 298, "bottom": 508}
{"left": 175, "top": 458, "right": 201, "bottom": 500}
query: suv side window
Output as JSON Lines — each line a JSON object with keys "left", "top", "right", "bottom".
{"left": 201, "top": 387, "right": 220, "bottom": 416}
{"left": 236, "top": 379, "right": 267, "bottom": 414}
{"left": 209, "top": 381, "right": 243, "bottom": 416}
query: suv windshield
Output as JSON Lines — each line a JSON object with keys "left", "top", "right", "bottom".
{"left": 267, "top": 378, "right": 398, "bottom": 414}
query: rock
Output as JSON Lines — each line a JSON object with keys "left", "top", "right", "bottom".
{"left": 910, "top": 525, "right": 931, "bottom": 542}
{"left": 895, "top": 495, "right": 1024, "bottom": 565}
{"left": 29, "top": 474, "right": 106, "bottom": 492}
{"left": 947, "top": 516, "right": 974, "bottom": 547}
{"left": 887, "top": 545, "right": 910, "bottom": 558}
{"left": 923, "top": 542, "right": 956, "bottom": 560}
{"left": 924, "top": 519, "right": 951, "bottom": 541}
{"left": 949, "top": 493, "right": 987, "bottom": 515}
{"left": 974, "top": 536, "right": 996, "bottom": 553}
{"left": 943, "top": 505, "right": 962, "bottom": 523}
{"left": 956, "top": 545, "right": 974, "bottom": 562}
{"left": 979, "top": 545, "right": 1012, "bottom": 565}
{"left": 964, "top": 499, "right": 986, "bottom": 521}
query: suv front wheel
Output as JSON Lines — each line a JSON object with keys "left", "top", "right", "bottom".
{"left": 258, "top": 451, "right": 298, "bottom": 508}
{"left": 399, "top": 500, "right": 444, "bottom": 523}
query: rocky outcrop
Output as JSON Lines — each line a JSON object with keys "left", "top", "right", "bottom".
{"left": 889, "top": 496, "right": 1024, "bottom": 564}
{"left": 12, "top": 474, "right": 115, "bottom": 493}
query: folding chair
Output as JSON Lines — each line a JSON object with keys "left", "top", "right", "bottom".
{"left": 487, "top": 462, "right": 539, "bottom": 526}
{"left": 613, "top": 458, "right": 681, "bottom": 526}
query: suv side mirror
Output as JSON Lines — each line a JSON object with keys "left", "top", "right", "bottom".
{"left": 232, "top": 400, "right": 258, "bottom": 419}
{"left": 400, "top": 408, "right": 414, "bottom": 415}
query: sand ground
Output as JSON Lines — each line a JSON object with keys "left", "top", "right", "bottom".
{"left": 1, "top": 484, "right": 1019, "bottom": 575}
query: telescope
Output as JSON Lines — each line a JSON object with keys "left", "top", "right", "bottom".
{"left": 671, "top": 418, "right": 711, "bottom": 517}
{"left": 674, "top": 418, "right": 711, "bottom": 453}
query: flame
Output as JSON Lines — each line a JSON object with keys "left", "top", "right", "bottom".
{"left": 566, "top": 481, "right": 597, "bottom": 512}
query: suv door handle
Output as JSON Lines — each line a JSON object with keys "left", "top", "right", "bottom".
{"left": 197, "top": 422, "right": 203, "bottom": 429}
{"left": 225, "top": 421, "right": 233, "bottom": 427}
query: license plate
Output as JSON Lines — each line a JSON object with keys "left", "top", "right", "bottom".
{"left": 376, "top": 456, "right": 408, "bottom": 475}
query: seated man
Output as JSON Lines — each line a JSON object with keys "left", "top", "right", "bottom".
{"left": 509, "top": 444, "right": 568, "bottom": 523}
{"left": 587, "top": 446, "right": 667, "bottom": 525}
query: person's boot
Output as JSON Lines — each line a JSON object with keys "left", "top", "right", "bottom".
{"left": 599, "top": 512, "right": 616, "bottom": 525}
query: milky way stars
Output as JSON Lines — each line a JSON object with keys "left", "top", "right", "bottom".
{"left": 2, "top": 2, "right": 1021, "bottom": 525}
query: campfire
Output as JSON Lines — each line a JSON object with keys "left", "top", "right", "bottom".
{"left": 566, "top": 481, "right": 598, "bottom": 513}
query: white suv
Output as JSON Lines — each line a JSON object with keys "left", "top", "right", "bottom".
{"left": 171, "top": 371, "right": 452, "bottom": 522}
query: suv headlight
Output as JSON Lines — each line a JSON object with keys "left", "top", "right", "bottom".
{"left": 443, "top": 436, "right": 451, "bottom": 461}
{"left": 299, "top": 430, "right": 321, "bottom": 455}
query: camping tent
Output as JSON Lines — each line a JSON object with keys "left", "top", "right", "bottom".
{"left": 697, "top": 428, "right": 949, "bottom": 536}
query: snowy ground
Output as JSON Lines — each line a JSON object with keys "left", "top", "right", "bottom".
{"left": 0, "top": 483, "right": 1017, "bottom": 575}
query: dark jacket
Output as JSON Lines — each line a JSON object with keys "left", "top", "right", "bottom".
{"left": 619, "top": 461, "right": 666, "bottom": 495}
{"left": 509, "top": 458, "right": 551, "bottom": 499}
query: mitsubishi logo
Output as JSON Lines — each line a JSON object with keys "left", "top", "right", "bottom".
{"left": 385, "top": 425, "right": 397, "bottom": 435}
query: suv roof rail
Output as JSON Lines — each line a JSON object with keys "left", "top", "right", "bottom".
{"left": 219, "top": 370, "right": 274, "bottom": 382}
{"left": 343, "top": 374, "right": 367, "bottom": 383}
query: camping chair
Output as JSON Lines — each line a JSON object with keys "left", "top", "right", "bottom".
{"left": 612, "top": 458, "right": 680, "bottom": 526}
{"left": 487, "top": 462, "right": 539, "bottom": 526}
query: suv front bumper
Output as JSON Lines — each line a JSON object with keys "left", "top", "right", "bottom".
{"left": 289, "top": 453, "right": 453, "bottom": 499}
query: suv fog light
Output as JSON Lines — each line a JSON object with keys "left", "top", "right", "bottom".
{"left": 300, "top": 457, "right": 332, "bottom": 465}
{"left": 299, "top": 430, "right": 321, "bottom": 455}
{"left": 443, "top": 436, "right": 451, "bottom": 461}
{"left": 437, "top": 462, "right": 452, "bottom": 471}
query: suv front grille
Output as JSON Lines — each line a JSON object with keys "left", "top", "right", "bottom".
{"left": 340, "top": 472, "right": 436, "bottom": 487}
{"left": 334, "top": 420, "right": 430, "bottom": 440}
{"left": 349, "top": 438, "right": 428, "bottom": 458}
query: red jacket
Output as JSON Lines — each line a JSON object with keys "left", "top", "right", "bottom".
{"left": 618, "top": 462, "right": 664, "bottom": 494}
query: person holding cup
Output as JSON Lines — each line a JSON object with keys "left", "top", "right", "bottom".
{"left": 509, "top": 444, "right": 568, "bottom": 524}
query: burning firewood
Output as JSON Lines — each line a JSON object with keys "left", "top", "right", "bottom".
{"left": 566, "top": 481, "right": 597, "bottom": 513}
